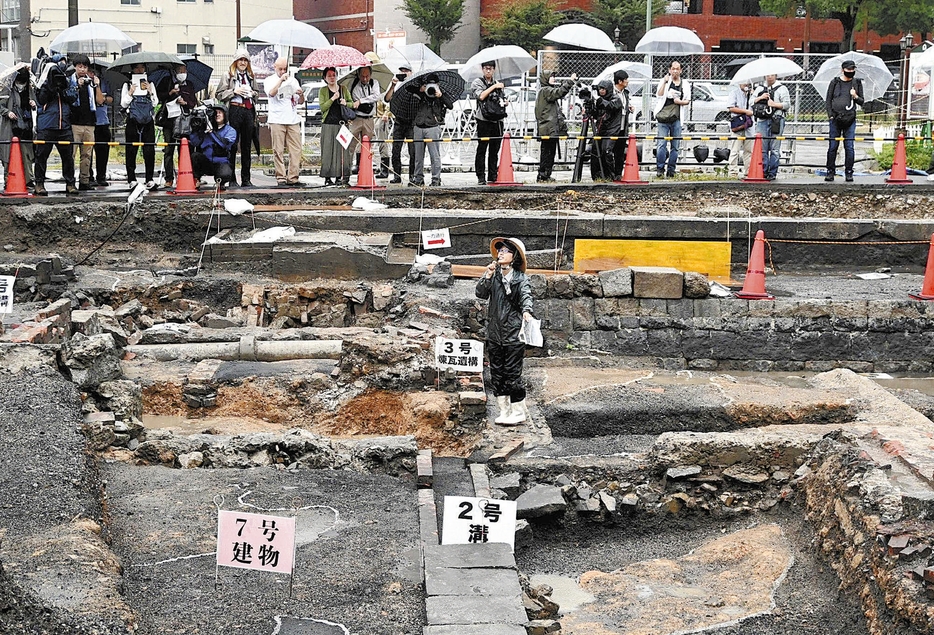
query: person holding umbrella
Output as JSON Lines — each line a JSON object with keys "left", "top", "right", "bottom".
{"left": 653, "top": 60, "right": 691, "bottom": 178}
{"left": 69, "top": 55, "right": 103, "bottom": 191}
{"left": 156, "top": 62, "right": 199, "bottom": 189}
{"left": 824, "top": 60, "right": 864, "bottom": 182}
{"left": 389, "top": 64, "right": 414, "bottom": 184}
{"left": 120, "top": 62, "right": 158, "bottom": 190}
{"left": 348, "top": 63, "right": 382, "bottom": 176}
{"left": 217, "top": 50, "right": 259, "bottom": 188}
{"left": 318, "top": 67, "right": 353, "bottom": 186}
{"left": 471, "top": 61, "right": 507, "bottom": 185}
{"left": 0, "top": 65, "right": 37, "bottom": 192}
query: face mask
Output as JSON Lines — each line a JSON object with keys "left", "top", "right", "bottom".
{"left": 843, "top": 70, "right": 856, "bottom": 78}
{"left": 176, "top": 73, "right": 187, "bottom": 82}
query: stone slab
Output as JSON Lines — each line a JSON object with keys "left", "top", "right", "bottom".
{"left": 426, "top": 595, "right": 527, "bottom": 626}
{"left": 425, "top": 567, "right": 522, "bottom": 597}
{"left": 516, "top": 484, "right": 567, "bottom": 519}
{"left": 469, "top": 463, "right": 491, "bottom": 498}
{"left": 424, "top": 626, "right": 527, "bottom": 635}
{"left": 423, "top": 543, "right": 516, "bottom": 569}
{"left": 631, "top": 266, "right": 684, "bottom": 299}
{"left": 419, "top": 488, "right": 439, "bottom": 546}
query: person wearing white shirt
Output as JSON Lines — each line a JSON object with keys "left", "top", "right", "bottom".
{"left": 263, "top": 57, "right": 305, "bottom": 187}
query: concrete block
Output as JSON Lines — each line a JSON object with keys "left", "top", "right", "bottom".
{"left": 419, "top": 488, "right": 439, "bottom": 546}
{"left": 425, "top": 595, "right": 526, "bottom": 626}
{"left": 631, "top": 266, "right": 683, "bottom": 299}
{"left": 598, "top": 268, "right": 632, "bottom": 297}
{"left": 425, "top": 567, "right": 522, "bottom": 597}
{"left": 469, "top": 463, "right": 491, "bottom": 498}
{"left": 423, "top": 543, "right": 516, "bottom": 570}
{"left": 516, "top": 484, "right": 567, "bottom": 519}
{"left": 423, "top": 626, "right": 526, "bottom": 635}
{"left": 417, "top": 450, "right": 433, "bottom": 489}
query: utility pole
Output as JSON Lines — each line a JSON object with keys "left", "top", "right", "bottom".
{"left": 68, "top": 0, "right": 78, "bottom": 27}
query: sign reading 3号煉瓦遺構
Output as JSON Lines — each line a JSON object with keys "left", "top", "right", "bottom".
{"left": 441, "top": 495, "right": 518, "bottom": 551}
{"left": 216, "top": 510, "right": 295, "bottom": 574}
{"left": 421, "top": 227, "right": 452, "bottom": 250}
{"left": 434, "top": 337, "right": 483, "bottom": 373}
{"left": 0, "top": 276, "right": 14, "bottom": 313}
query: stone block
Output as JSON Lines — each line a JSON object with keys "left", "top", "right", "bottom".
{"left": 538, "top": 299, "right": 570, "bottom": 333}
{"left": 423, "top": 543, "right": 516, "bottom": 569}
{"left": 528, "top": 274, "right": 547, "bottom": 299}
{"left": 490, "top": 473, "right": 521, "bottom": 498}
{"left": 631, "top": 266, "right": 683, "bottom": 299}
{"left": 569, "top": 298, "right": 595, "bottom": 330}
{"left": 598, "top": 268, "right": 632, "bottom": 297}
{"left": 516, "top": 484, "right": 567, "bottom": 519}
{"left": 693, "top": 298, "right": 721, "bottom": 318}
{"left": 571, "top": 273, "right": 603, "bottom": 298}
{"left": 425, "top": 567, "right": 522, "bottom": 597}
{"left": 547, "top": 274, "right": 573, "bottom": 299}
{"left": 683, "top": 271, "right": 710, "bottom": 298}
{"left": 423, "top": 626, "right": 526, "bottom": 635}
{"left": 419, "top": 489, "right": 439, "bottom": 546}
{"left": 426, "top": 595, "right": 526, "bottom": 626}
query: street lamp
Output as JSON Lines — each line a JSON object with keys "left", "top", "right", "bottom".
{"left": 898, "top": 33, "right": 915, "bottom": 131}
{"left": 614, "top": 26, "right": 622, "bottom": 52}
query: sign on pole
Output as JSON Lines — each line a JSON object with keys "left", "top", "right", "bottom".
{"left": 435, "top": 338, "right": 483, "bottom": 373}
{"left": 421, "top": 227, "right": 452, "bottom": 250}
{"left": 441, "top": 496, "right": 518, "bottom": 551}
{"left": 0, "top": 276, "right": 14, "bottom": 313}
{"left": 216, "top": 510, "right": 296, "bottom": 574}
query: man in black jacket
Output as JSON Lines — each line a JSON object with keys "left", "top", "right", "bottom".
{"left": 824, "top": 60, "right": 864, "bottom": 182}
{"left": 591, "top": 79, "right": 622, "bottom": 182}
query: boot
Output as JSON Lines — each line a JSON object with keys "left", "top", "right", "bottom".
{"left": 500, "top": 399, "right": 527, "bottom": 425}
{"left": 377, "top": 158, "right": 390, "bottom": 179}
{"left": 494, "top": 396, "right": 511, "bottom": 424}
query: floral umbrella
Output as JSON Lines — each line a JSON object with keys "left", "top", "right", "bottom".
{"left": 300, "top": 45, "right": 369, "bottom": 69}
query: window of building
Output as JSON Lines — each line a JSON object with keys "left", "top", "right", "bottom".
{"left": 719, "top": 39, "right": 776, "bottom": 53}
{"left": 177, "top": 0, "right": 195, "bottom": 3}
{"left": 713, "top": 0, "right": 761, "bottom": 16}
{"left": 203, "top": 44, "right": 215, "bottom": 55}
{"left": 178, "top": 44, "right": 197, "bottom": 56}
{"left": 120, "top": 0, "right": 141, "bottom": 5}
{"left": 1, "top": 0, "right": 20, "bottom": 21}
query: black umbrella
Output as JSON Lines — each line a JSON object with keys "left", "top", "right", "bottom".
{"left": 147, "top": 57, "right": 213, "bottom": 93}
{"left": 723, "top": 57, "right": 757, "bottom": 80}
{"left": 110, "top": 51, "right": 184, "bottom": 75}
{"left": 390, "top": 69, "right": 464, "bottom": 122}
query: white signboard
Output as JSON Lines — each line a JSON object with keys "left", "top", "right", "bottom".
{"left": 435, "top": 338, "right": 483, "bottom": 373}
{"left": 336, "top": 124, "right": 353, "bottom": 149}
{"left": 0, "top": 276, "right": 13, "bottom": 313}
{"left": 441, "top": 496, "right": 517, "bottom": 551}
{"left": 421, "top": 227, "right": 452, "bottom": 250}
{"left": 375, "top": 30, "right": 407, "bottom": 61}
{"left": 216, "top": 510, "right": 295, "bottom": 574}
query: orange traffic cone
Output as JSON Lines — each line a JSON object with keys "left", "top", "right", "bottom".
{"left": 743, "top": 134, "right": 769, "bottom": 183}
{"left": 3, "top": 137, "right": 31, "bottom": 197}
{"left": 169, "top": 138, "right": 202, "bottom": 196}
{"left": 910, "top": 234, "right": 934, "bottom": 300}
{"left": 735, "top": 230, "right": 774, "bottom": 300}
{"left": 351, "top": 136, "right": 385, "bottom": 191}
{"left": 886, "top": 134, "right": 912, "bottom": 184}
{"left": 615, "top": 134, "right": 646, "bottom": 184}
{"left": 491, "top": 132, "right": 522, "bottom": 186}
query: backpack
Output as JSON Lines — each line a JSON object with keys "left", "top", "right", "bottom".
{"left": 753, "top": 86, "right": 774, "bottom": 120}
{"left": 830, "top": 77, "right": 860, "bottom": 127}
{"left": 128, "top": 93, "right": 154, "bottom": 125}
{"left": 350, "top": 77, "right": 375, "bottom": 115}
{"left": 478, "top": 88, "right": 507, "bottom": 121}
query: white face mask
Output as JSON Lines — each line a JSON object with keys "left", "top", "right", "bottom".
{"left": 176, "top": 73, "right": 187, "bottom": 82}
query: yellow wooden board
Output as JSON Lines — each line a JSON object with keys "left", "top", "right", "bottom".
{"left": 574, "top": 239, "right": 733, "bottom": 283}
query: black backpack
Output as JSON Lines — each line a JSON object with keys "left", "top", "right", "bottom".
{"left": 479, "top": 88, "right": 507, "bottom": 121}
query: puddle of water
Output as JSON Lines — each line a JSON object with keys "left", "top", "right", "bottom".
{"left": 529, "top": 573, "right": 595, "bottom": 612}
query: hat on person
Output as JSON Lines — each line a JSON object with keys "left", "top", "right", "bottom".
{"left": 229, "top": 49, "right": 253, "bottom": 76}
{"left": 841, "top": 60, "right": 857, "bottom": 70}
{"left": 399, "top": 63, "right": 412, "bottom": 72}
{"left": 482, "top": 60, "right": 496, "bottom": 68}
{"left": 490, "top": 237, "right": 528, "bottom": 273}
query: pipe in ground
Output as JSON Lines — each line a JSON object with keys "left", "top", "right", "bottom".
{"left": 127, "top": 336, "right": 342, "bottom": 362}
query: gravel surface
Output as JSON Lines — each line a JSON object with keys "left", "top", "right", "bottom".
{"left": 516, "top": 504, "right": 869, "bottom": 635}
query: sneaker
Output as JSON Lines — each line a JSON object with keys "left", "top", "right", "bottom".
{"left": 845, "top": 174, "right": 854, "bottom": 182}
{"left": 164, "top": 180, "right": 174, "bottom": 189}
{"left": 128, "top": 181, "right": 138, "bottom": 190}
{"left": 478, "top": 178, "right": 487, "bottom": 186}
{"left": 824, "top": 174, "right": 834, "bottom": 182}
{"left": 323, "top": 178, "right": 334, "bottom": 186}
{"left": 96, "top": 180, "right": 109, "bottom": 187}
{"left": 33, "top": 184, "right": 47, "bottom": 196}
{"left": 430, "top": 179, "right": 442, "bottom": 187}
{"left": 145, "top": 181, "right": 157, "bottom": 190}
{"left": 277, "top": 181, "right": 288, "bottom": 187}
{"left": 65, "top": 184, "right": 79, "bottom": 196}
{"left": 389, "top": 176, "right": 402, "bottom": 184}
{"left": 78, "top": 182, "right": 92, "bottom": 191}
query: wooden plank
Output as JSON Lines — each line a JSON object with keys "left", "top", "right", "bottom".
{"left": 574, "top": 238, "right": 732, "bottom": 283}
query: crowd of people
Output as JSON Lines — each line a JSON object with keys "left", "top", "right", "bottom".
{"left": 0, "top": 50, "right": 867, "bottom": 194}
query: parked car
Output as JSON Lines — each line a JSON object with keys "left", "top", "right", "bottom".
{"left": 625, "top": 81, "right": 731, "bottom": 131}
{"left": 444, "top": 85, "right": 537, "bottom": 136}
{"left": 301, "top": 81, "right": 325, "bottom": 124}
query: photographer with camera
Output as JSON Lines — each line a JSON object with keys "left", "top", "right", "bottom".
{"left": 263, "top": 56, "right": 304, "bottom": 187}
{"left": 121, "top": 63, "right": 158, "bottom": 190}
{"left": 348, "top": 62, "right": 382, "bottom": 176}
{"left": 405, "top": 72, "right": 454, "bottom": 187}
{"left": 70, "top": 55, "right": 104, "bottom": 191}
{"left": 0, "top": 65, "right": 37, "bottom": 192}
{"left": 190, "top": 104, "right": 237, "bottom": 190}
{"left": 534, "top": 70, "right": 576, "bottom": 183}
{"left": 34, "top": 53, "right": 80, "bottom": 196}
{"left": 752, "top": 73, "right": 789, "bottom": 181}
{"left": 471, "top": 61, "right": 507, "bottom": 185}
{"left": 591, "top": 79, "right": 623, "bottom": 182}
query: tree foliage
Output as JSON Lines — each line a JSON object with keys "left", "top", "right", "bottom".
{"left": 402, "top": 0, "right": 465, "bottom": 55}
{"left": 480, "top": 0, "right": 563, "bottom": 51}
{"left": 592, "top": 0, "right": 666, "bottom": 51}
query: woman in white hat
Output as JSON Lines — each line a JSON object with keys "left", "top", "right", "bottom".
{"left": 476, "top": 237, "right": 535, "bottom": 425}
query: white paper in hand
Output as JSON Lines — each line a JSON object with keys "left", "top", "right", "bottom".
{"left": 336, "top": 124, "right": 353, "bottom": 149}
{"left": 519, "top": 317, "right": 543, "bottom": 347}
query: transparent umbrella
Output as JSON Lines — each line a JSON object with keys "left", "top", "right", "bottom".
{"left": 460, "top": 45, "right": 537, "bottom": 82}
{"left": 246, "top": 19, "right": 329, "bottom": 50}
{"left": 382, "top": 44, "right": 445, "bottom": 74}
{"left": 635, "top": 26, "right": 704, "bottom": 56}
{"left": 49, "top": 21, "right": 137, "bottom": 55}
{"left": 812, "top": 51, "right": 894, "bottom": 102}
{"left": 730, "top": 57, "right": 804, "bottom": 85}
{"left": 544, "top": 24, "right": 616, "bottom": 52}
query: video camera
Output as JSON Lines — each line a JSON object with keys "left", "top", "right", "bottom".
{"left": 577, "top": 85, "right": 595, "bottom": 117}
{"left": 31, "top": 48, "right": 75, "bottom": 92}
{"left": 189, "top": 106, "right": 210, "bottom": 135}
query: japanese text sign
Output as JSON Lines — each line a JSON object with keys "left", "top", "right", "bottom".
{"left": 0, "top": 276, "right": 12, "bottom": 313}
{"left": 435, "top": 338, "right": 483, "bottom": 373}
{"left": 441, "top": 496, "right": 517, "bottom": 551}
{"left": 216, "top": 510, "right": 295, "bottom": 574}
{"left": 336, "top": 124, "right": 353, "bottom": 149}
{"left": 421, "top": 228, "right": 452, "bottom": 250}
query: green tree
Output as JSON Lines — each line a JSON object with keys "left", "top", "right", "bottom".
{"left": 402, "top": 0, "right": 465, "bottom": 55}
{"left": 592, "top": 0, "right": 666, "bottom": 51}
{"left": 863, "top": 1, "right": 934, "bottom": 41}
{"left": 480, "top": 0, "right": 563, "bottom": 51}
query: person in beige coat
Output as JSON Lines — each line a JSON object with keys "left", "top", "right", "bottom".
{"left": 216, "top": 49, "right": 259, "bottom": 187}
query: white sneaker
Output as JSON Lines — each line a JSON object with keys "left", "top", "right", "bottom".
{"left": 128, "top": 181, "right": 138, "bottom": 190}
{"left": 145, "top": 181, "right": 157, "bottom": 190}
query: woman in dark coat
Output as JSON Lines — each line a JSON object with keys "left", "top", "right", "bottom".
{"left": 476, "top": 237, "right": 534, "bottom": 425}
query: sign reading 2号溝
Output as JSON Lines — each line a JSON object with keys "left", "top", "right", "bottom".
{"left": 441, "top": 495, "right": 517, "bottom": 551}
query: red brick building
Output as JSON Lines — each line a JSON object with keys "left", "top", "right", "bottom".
{"left": 293, "top": 0, "right": 374, "bottom": 52}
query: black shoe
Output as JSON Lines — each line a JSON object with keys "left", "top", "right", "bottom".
{"left": 78, "top": 182, "right": 92, "bottom": 191}
{"left": 351, "top": 167, "right": 359, "bottom": 175}
{"left": 340, "top": 178, "right": 350, "bottom": 186}
{"left": 390, "top": 176, "right": 402, "bottom": 184}
{"left": 96, "top": 180, "right": 109, "bottom": 187}
{"left": 431, "top": 179, "right": 441, "bottom": 187}
{"left": 824, "top": 174, "right": 835, "bottom": 182}
{"left": 376, "top": 171, "right": 389, "bottom": 179}
{"left": 656, "top": 171, "right": 665, "bottom": 178}
{"left": 408, "top": 181, "right": 423, "bottom": 187}
{"left": 240, "top": 181, "right": 253, "bottom": 188}
{"left": 323, "top": 178, "right": 334, "bottom": 186}
{"left": 845, "top": 175, "right": 854, "bottom": 182}
{"left": 478, "top": 178, "right": 487, "bottom": 185}
{"left": 287, "top": 181, "right": 302, "bottom": 188}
